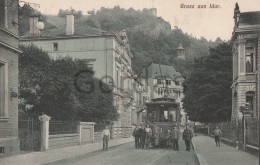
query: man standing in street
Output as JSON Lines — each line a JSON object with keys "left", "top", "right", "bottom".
{"left": 133, "top": 124, "right": 138, "bottom": 149}
{"left": 145, "top": 125, "right": 152, "bottom": 149}
{"left": 166, "top": 127, "right": 172, "bottom": 149}
{"left": 102, "top": 125, "right": 110, "bottom": 151}
{"left": 135, "top": 125, "right": 142, "bottom": 149}
{"left": 171, "top": 125, "right": 180, "bottom": 151}
{"left": 183, "top": 125, "right": 193, "bottom": 151}
{"left": 213, "top": 126, "right": 222, "bottom": 147}
{"left": 140, "top": 124, "right": 146, "bottom": 149}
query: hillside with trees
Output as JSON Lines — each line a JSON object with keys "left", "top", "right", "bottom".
{"left": 85, "top": 6, "right": 223, "bottom": 76}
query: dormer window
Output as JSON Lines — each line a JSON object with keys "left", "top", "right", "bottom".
{"left": 157, "top": 79, "right": 162, "bottom": 84}
{"left": 166, "top": 79, "right": 171, "bottom": 85}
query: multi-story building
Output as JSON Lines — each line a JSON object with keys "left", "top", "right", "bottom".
{"left": 20, "top": 12, "right": 145, "bottom": 128}
{"left": 140, "top": 63, "right": 187, "bottom": 124}
{"left": 0, "top": 0, "right": 21, "bottom": 156}
{"left": 230, "top": 3, "right": 260, "bottom": 121}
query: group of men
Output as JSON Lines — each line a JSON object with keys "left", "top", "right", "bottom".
{"left": 166, "top": 124, "right": 194, "bottom": 151}
{"left": 133, "top": 124, "right": 194, "bottom": 151}
{"left": 132, "top": 124, "right": 152, "bottom": 149}
{"left": 102, "top": 124, "right": 222, "bottom": 152}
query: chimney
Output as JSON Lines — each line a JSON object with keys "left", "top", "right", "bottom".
{"left": 66, "top": 10, "right": 74, "bottom": 35}
{"left": 233, "top": 3, "right": 240, "bottom": 28}
{"left": 29, "top": 15, "right": 40, "bottom": 36}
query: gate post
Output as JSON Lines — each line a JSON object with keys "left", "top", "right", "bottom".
{"left": 77, "top": 122, "right": 82, "bottom": 145}
{"left": 39, "top": 114, "right": 51, "bottom": 151}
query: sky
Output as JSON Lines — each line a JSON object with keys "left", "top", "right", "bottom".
{"left": 22, "top": 0, "right": 260, "bottom": 41}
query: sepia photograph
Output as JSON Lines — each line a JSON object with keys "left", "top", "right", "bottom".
{"left": 0, "top": 0, "right": 259, "bottom": 164}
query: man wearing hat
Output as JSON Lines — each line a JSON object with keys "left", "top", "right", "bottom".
{"left": 183, "top": 124, "right": 193, "bottom": 151}
{"left": 171, "top": 125, "right": 180, "bottom": 151}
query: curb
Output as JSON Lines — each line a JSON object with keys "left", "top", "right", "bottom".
{"left": 195, "top": 154, "right": 209, "bottom": 165}
{"left": 192, "top": 139, "right": 209, "bottom": 165}
{"left": 1, "top": 138, "right": 134, "bottom": 165}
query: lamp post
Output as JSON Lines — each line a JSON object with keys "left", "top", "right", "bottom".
{"left": 36, "top": 16, "right": 44, "bottom": 32}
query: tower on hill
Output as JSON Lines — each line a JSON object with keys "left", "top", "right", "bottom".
{"left": 177, "top": 43, "right": 185, "bottom": 60}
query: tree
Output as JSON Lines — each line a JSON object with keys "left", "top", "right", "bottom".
{"left": 19, "top": 45, "right": 118, "bottom": 122}
{"left": 58, "top": 8, "right": 82, "bottom": 18}
{"left": 182, "top": 42, "right": 232, "bottom": 122}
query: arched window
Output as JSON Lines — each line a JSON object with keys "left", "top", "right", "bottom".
{"left": 246, "top": 91, "right": 255, "bottom": 112}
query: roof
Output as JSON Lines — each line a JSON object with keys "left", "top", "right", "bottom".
{"left": 230, "top": 10, "right": 260, "bottom": 44}
{"left": 177, "top": 43, "right": 184, "bottom": 50}
{"left": 140, "top": 63, "right": 184, "bottom": 81}
{"left": 21, "top": 22, "right": 105, "bottom": 40}
{"left": 239, "top": 12, "right": 260, "bottom": 26}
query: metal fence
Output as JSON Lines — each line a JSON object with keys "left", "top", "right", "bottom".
{"left": 195, "top": 118, "right": 259, "bottom": 151}
{"left": 19, "top": 118, "right": 41, "bottom": 152}
{"left": 49, "top": 120, "right": 78, "bottom": 135}
{"left": 245, "top": 118, "right": 259, "bottom": 148}
{"left": 114, "top": 127, "right": 133, "bottom": 138}
{"left": 208, "top": 120, "right": 243, "bottom": 143}
{"left": 94, "top": 124, "right": 106, "bottom": 132}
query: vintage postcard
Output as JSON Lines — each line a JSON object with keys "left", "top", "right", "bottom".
{"left": 0, "top": 0, "right": 259, "bottom": 164}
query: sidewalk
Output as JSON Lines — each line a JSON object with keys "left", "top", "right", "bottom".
{"left": 0, "top": 137, "right": 134, "bottom": 165}
{"left": 192, "top": 134, "right": 259, "bottom": 165}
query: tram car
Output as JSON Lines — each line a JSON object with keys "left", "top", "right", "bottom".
{"left": 145, "top": 97, "right": 180, "bottom": 148}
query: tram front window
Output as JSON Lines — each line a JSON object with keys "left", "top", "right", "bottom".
{"left": 147, "top": 110, "right": 176, "bottom": 122}
{"left": 159, "top": 110, "right": 175, "bottom": 122}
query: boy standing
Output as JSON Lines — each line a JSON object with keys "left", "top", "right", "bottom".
{"left": 102, "top": 125, "right": 110, "bottom": 151}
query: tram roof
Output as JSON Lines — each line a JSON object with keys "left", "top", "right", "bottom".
{"left": 145, "top": 97, "right": 179, "bottom": 107}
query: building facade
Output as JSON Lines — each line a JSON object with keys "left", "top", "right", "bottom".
{"left": 20, "top": 13, "right": 145, "bottom": 128}
{"left": 0, "top": 0, "right": 21, "bottom": 156}
{"left": 140, "top": 63, "right": 187, "bottom": 124}
{"left": 231, "top": 3, "right": 260, "bottom": 121}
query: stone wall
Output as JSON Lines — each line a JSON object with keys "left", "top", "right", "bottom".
{"left": 49, "top": 134, "right": 80, "bottom": 150}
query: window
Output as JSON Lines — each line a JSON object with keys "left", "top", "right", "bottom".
{"left": 157, "top": 79, "right": 162, "bottom": 84}
{"left": 175, "top": 81, "right": 180, "bottom": 86}
{"left": 53, "top": 43, "right": 58, "bottom": 51}
{"left": 166, "top": 79, "right": 171, "bottom": 85}
{"left": 0, "top": 1, "right": 5, "bottom": 28}
{"left": 245, "top": 47, "right": 254, "bottom": 73}
{"left": 158, "top": 88, "right": 163, "bottom": 95}
{"left": 143, "top": 96, "right": 149, "bottom": 102}
{"left": 116, "top": 69, "right": 119, "bottom": 87}
{"left": 0, "top": 147, "right": 4, "bottom": 154}
{"left": 0, "top": 61, "right": 8, "bottom": 117}
{"left": 246, "top": 91, "right": 255, "bottom": 112}
{"left": 87, "top": 64, "right": 93, "bottom": 70}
